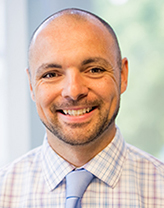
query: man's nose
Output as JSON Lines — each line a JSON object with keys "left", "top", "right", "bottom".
{"left": 61, "top": 69, "right": 88, "bottom": 101}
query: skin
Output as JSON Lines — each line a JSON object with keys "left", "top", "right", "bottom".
{"left": 27, "top": 12, "right": 128, "bottom": 167}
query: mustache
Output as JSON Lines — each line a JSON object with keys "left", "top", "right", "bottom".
{"left": 50, "top": 99, "right": 102, "bottom": 112}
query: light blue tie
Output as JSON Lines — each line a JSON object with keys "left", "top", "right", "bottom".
{"left": 65, "top": 168, "right": 94, "bottom": 208}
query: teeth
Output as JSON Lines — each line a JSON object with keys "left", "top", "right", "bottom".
{"left": 86, "top": 108, "right": 90, "bottom": 112}
{"left": 63, "top": 108, "right": 91, "bottom": 116}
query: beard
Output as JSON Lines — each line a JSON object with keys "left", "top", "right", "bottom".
{"left": 41, "top": 99, "right": 120, "bottom": 146}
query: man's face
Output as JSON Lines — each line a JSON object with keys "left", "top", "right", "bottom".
{"left": 28, "top": 16, "right": 128, "bottom": 146}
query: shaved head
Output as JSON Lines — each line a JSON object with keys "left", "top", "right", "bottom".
{"left": 28, "top": 8, "right": 122, "bottom": 73}
{"left": 26, "top": 8, "right": 128, "bottom": 151}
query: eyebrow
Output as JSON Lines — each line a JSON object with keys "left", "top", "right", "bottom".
{"left": 36, "top": 63, "right": 62, "bottom": 76}
{"left": 82, "top": 57, "right": 112, "bottom": 67}
{"left": 38, "top": 63, "right": 62, "bottom": 70}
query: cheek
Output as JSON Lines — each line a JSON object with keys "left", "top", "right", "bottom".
{"left": 34, "top": 85, "right": 58, "bottom": 108}
{"left": 93, "top": 77, "right": 120, "bottom": 101}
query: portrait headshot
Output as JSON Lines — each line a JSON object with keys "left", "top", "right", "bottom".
{"left": 0, "top": 0, "right": 164, "bottom": 207}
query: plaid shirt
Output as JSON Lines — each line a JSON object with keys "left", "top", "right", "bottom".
{"left": 0, "top": 127, "right": 164, "bottom": 207}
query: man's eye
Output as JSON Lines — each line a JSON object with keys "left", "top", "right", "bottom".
{"left": 89, "top": 68, "right": 105, "bottom": 73}
{"left": 42, "top": 72, "right": 58, "bottom": 78}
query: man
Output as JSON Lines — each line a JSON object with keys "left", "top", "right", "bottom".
{"left": 0, "top": 8, "right": 164, "bottom": 208}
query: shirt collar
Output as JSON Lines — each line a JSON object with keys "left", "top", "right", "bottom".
{"left": 41, "top": 137, "right": 74, "bottom": 191}
{"left": 85, "top": 127, "right": 127, "bottom": 188}
{"left": 41, "top": 127, "right": 127, "bottom": 191}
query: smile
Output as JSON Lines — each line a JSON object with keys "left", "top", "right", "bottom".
{"left": 60, "top": 107, "right": 95, "bottom": 116}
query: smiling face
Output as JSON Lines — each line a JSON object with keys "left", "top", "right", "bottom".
{"left": 28, "top": 13, "right": 128, "bottom": 147}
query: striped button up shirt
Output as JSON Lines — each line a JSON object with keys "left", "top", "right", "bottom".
{"left": 0, "top": 127, "right": 164, "bottom": 207}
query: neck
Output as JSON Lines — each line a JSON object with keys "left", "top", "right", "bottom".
{"left": 47, "top": 123, "right": 116, "bottom": 167}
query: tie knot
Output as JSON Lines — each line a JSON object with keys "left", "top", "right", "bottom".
{"left": 66, "top": 168, "right": 94, "bottom": 199}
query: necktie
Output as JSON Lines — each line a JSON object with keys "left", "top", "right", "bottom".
{"left": 65, "top": 168, "right": 94, "bottom": 208}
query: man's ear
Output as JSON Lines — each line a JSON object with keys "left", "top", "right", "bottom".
{"left": 26, "top": 68, "right": 35, "bottom": 101}
{"left": 120, "top": 57, "right": 128, "bottom": 94}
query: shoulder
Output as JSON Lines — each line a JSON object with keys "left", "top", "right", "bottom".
{"left": 0, "top": 146, "right": 44, "bottom": 206}
{"left": 0, "top": 146, "right": 42, "bottom": 180}
{"left": 126, "top": 143, "right": 164, "bottom": 175}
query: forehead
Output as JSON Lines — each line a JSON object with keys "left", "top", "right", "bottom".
{"left": 29, "top": 14, "right": 117, "bottom": 68}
